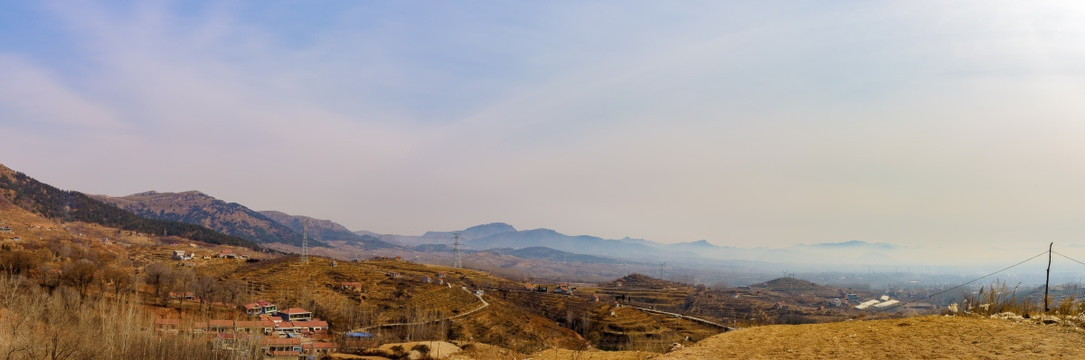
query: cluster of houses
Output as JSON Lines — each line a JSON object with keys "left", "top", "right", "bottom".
{"left": 529, "top": 282, "right": 574, "bottom": 295}
{"left": 156, "top": 300, "right": 337, "bottom": 359}
{"left": 170, "top": 249, "right": 249, "bottom": 262}
{"left": 376, "top": 270, "right": 457, "bottom": 289}
{"left": 0, "top": 225, "right": 21, "bottom": 242}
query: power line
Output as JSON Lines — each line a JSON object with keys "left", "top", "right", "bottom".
{"left": 877, "top": 250, "right": 1048, "bottom": 312}
{"left": 1053, "top": 250, "right": 1085, "bottom": 268}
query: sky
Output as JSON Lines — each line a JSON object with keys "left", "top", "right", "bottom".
{"left": 3, "top": 1, "right": 1085, "bottom": 262}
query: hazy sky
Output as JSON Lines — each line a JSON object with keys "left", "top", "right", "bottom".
{"left": 3, "top": 1, "right": 1085, "bottom": 259}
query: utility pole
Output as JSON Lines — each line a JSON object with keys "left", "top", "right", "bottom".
{"left": 1045, "top": 242, "right": 1053, "bottom": 312}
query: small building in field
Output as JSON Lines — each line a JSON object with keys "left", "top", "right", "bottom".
{"left": 169, "top": 291, "right": 195, "bottom": 301}
{"left": 341, "top": 282, "right": 363, "bottom": 292}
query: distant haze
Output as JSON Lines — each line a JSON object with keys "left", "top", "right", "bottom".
{"left": 3, "top": 2, "right": 1085, "bottom": 265}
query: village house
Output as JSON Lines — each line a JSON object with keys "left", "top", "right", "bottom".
{"left": 242, "top": 300, "right": 278, "bottom": 316}
{"left": 236, "top": 320, "right": 276, "bottom": 335}
{"left": 207, "top": 319, "right": 235, "bottom": 333}
{"left": 154, "top": 318, "right": 180, "bottom": 333}
{"left": 340, "top": 282, "right": 363, "bottom": 292}
{"left": 303, "top": 342, "right": 338, "bottom": 356}
{"left": 292, "top": 320, "right": 330, "bottom": 335}
{"left": 242, "top": 303, "right": 262, "bottom": 316}
{"left": 169, "top": 291, "right": 196, "bottom": 301}
{"left": 261, "top": 337, "right": 303, "bottom": 358}
{"left": 282, "top": 308, "right": 313, "bottom": 322}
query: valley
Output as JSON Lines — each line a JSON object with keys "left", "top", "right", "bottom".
{"left": 0, "top": 162, "right": 1079, "bottom": 359}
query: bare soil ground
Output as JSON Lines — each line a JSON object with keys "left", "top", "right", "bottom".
{"left": 661, "top": 315, "right": 1085, "bottom": 359}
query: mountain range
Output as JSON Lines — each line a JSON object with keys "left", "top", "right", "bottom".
{"left": 95, "top": 191, "right": 322, "bottom": 248}
{"left": 0, "top": 161, "right": 913, "bottom": 279}
{"left": 0, "top": 164, "right": 257, "bottom": 248}
{"left": 94, "top": 191, "right": 400, "bottom": 250}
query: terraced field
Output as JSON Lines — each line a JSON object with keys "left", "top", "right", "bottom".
{"left": 498, "top": 289, "right": 723, "bottom": 352}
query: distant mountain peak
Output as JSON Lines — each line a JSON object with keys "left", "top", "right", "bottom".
{"left": 422, "top": 222, "right": 518, "bottom": 240}
{"left": 465, "top": 222, "right": 517, "bottom": 233}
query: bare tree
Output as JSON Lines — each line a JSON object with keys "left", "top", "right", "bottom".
{"left": 192, "top": 276, "right": 218, "bottom": 312}
{"left": 61, "top": 260, "right": 98, "bottom": 298}
{"left": 172, "top": 268, "right": 196, "bottom": 308}
{"left": 143, "top": 263, "right": 175, "bottom": 305}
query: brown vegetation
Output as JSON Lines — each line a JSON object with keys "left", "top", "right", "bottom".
{"left": 661, "top": 315, "right": 1085, "bottom": 359}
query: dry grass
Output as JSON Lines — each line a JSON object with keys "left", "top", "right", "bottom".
{"left": 662, "top": 315, "right": 1085, "bottom": 359}
{"left": 525, "top": 348, "right": 659, "bottom": 360}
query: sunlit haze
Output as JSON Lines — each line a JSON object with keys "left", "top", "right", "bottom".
{"left": 3, "top": 1, "right": 1085, "bottom": 265}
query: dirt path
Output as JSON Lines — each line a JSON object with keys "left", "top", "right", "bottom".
{"left": 661, "top": 315, "right": 1085, "bottom": 359}
{"left": 627, "top": 305, "right": 734, "bottom": 331}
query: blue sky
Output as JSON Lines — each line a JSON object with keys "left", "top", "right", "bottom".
{"left": 3, "top": 1, "right": 1085, "bottom": 264}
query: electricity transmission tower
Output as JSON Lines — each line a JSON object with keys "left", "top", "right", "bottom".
{"left": 452, "top": 232, "right": 463, "bottom": 268}
{"left": 301, "top": 219, "right": 309, "bottom": 264}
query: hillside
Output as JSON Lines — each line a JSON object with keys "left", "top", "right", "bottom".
{"left": 96, "top": 191, "right": 323, "bottom": 248}
{"left": 0, "top": 164, "right": 256, "bottom": 249}
{"left": 260, "top": 210, "right": 399, "bottom": 249}
{"left": 209, "top": 256, "right": 586, "bottom": 353}
{"left": 660, "top": 315, "right": 1085, "bottom": 359}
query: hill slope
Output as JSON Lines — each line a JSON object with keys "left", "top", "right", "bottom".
{"left": 0, "top": 164, "right": 256, "bottom": 248}
{"left": 95, "top": 191, "right": 323, "bottom": 248}
{"left": 661, "top": 315, "right": 1085, "bottom": 359}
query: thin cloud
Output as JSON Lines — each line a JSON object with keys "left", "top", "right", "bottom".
{"left": 1, "top": 2, "right": 1085, "bottom": 266}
